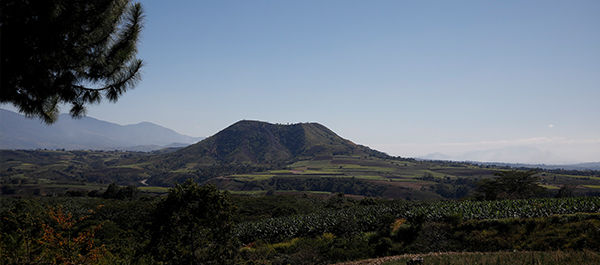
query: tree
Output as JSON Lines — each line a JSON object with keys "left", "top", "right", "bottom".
{"left": 146, "top": 180, "right": 238, "bottom": 264}
{"left": 101, "top": 183, "right": 121, "bottom": 199}
{"left": 1, "top": 0, "right": 145, "bottom": 124}
{"left": 0, "top": 201, "right": 106, "bottom": 264}
{"left": 474, "top": 170, "right": 547, "bottom": 200}
{"left": 555, "top": 184, "right": 577, "bottom": 198}
{"left": 39, "top": 206, "right": 106, "bottom": 264}
{"left": 0, "top": 199, "right": 46, "bottom": 263}
{"left": 1, "top": 184, "right": 17, "bottom": 194}
{"left": 101, "top": 183, "right": 140, "bottom": 200}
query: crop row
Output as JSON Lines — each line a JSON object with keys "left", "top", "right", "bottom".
{"left": 236, "top": 197, "right": 600, "bottom": 243}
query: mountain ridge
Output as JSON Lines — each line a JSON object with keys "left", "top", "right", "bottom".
{"left": 0, "top": 108, "right": 204, "bottom": 150}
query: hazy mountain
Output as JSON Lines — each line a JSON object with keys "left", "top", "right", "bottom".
{"left": 421, "top": 146, "right": 585, "bottom": 166}
{"left": 158, "top": 120, "right": 389, "bottom": 168}
{"left": 475, "top": 161, "right": 600, "bottom": 171}
{"left": 0, "top": 108, "right": 203, "bottom": 150}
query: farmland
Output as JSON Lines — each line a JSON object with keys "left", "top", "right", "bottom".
{"left": 2, "top": 149, "right": 600, "bottom": 264}
{"left": 2, "top": 149, "right": 600, "bottom": 202}
{"left": 2, "top": 191, "right": 600, "bottom": 264}
{"left": 236, "top": 197, "right": 600, "bottom": 243}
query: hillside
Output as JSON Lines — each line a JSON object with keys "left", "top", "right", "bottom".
{"left": 2, "top": 119, "right": 600, "bottom": 199}
{"left": 0, "top": 108, "right": 203, "bottom": 150}
{"left": 158, "top": 120, "right": 388, "bottom": 169}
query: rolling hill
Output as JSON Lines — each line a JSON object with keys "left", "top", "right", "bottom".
{"left": 157, "top": 120, "right": 389, "bottom": 169}
{"left": 2, "top": 119, "right": 600, "bottom": 199}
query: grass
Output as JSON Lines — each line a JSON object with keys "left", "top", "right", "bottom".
{"left": 381, "top": 250, "right": 600, "bottom": 265}
{"left": 289, "top": 161, "right": 311, "bottom": 168}
{"left": 417, "top": 170, "right": 448, "bottom": 178}
{"left": 232, "top": 174, "right": 276, "bottom": 181}
{"left": 37, "top": 178, "right": 53, "bottom": 184}
{"left": 294, "top": 174, "right": 385, "bottom": 180}
{"left": 233, "top": 173, "right": 388, "bottom": 181}
{"left": 583, "top": 185, "right": 600, "bottom": 189}
{"left": 540, "top": 184, "right": 561, "bottom": 190}
{"left": 40, "top": 184, "right": 105, "bottom": 190}
{"left": 342, "top": 175, "right": 388, "bottom": 180}
{"left": 169, "top": 169, "right": 196, "bottom": 173}
{"left": 333, "top": 165, "right": 397, "bottom": 173}
{"left": 306, "top": 160, "right": 333, "bottom": 167}
{"left": 115, "top": 162, "right": 152, "bottom": 168}
{"left": 553, "top": 174, "right": 600, "bottom": 181}
{"left": 139, "top": 186, "right": 170, "bottom": 193}
{"left": 390, "top": 178, "right": 419, "bottom": 182}
{"left": 269, "top": 170, "right": 295, "bottom": 174}
{"left": 297, "top": 170, "right": 343, "bottom": 175}
{"left": 228, "top": 190, "right": 267, "bottom": 195}
{"left": 228, "top": 190, "right": 332, "bottom": 195}
{"left": 303, "top": 190, "right": 331, "bottom": 195}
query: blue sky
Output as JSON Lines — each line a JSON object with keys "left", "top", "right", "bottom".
{"left": 4, "top": 0, "right": 600, "bottom": 163}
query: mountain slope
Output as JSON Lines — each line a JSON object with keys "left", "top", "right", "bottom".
{"left": 160, "top": 120, "right": 388, "bottom": 168}
{"left": 0, "top": 108, "right": 203, "bottom": 150}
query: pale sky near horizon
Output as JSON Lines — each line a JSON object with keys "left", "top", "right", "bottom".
{"left": 3, "top": 0, "right": 600, "bottom": 163}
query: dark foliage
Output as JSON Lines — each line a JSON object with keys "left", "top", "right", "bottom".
{"left": 2, "top": 195, "right": 600, "bottom": 264}
{"left": 232, "top": 194, "right": 325, "bottom": 222}
{"left": 101, "top": 183, "right": 140, "bottom": 200}
{"left": 1, "top": 0, "right": 145, "bottom": 123}
{"left": 264, "top": 177, "right": 387, "bottom": 197}
{"left": 146, "top": 180, "right": 238, "bottom": 264}
{"left": 555, "top": 184, "right": 577, "bottom": 198}
{"left": 474, "top": 170, "right": 548, "bottom": 200}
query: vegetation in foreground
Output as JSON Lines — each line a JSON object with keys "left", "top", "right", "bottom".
{"left": 1, "top": 178, "right": 600, "bottom": 264}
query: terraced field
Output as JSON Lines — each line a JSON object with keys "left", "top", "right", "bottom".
{"left": 2, "top": 150, "right": 599, "bottom": 199}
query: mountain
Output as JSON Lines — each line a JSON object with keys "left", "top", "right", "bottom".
{"left": 475, "top": 161, "right": 600, "bottom": 171}
{"left": 159, "top": 120, "right": 388, "bottom": 168}
{"left": 420, "top": 146, "right": 579, "bottom": 165}
{"left": 0, "top": 108, "right": 204, "bottom": 150}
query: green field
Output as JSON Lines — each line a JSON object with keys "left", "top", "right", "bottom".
{"left": 139, "top": 186, "right": 170, "bottom": 193}
{"left": 2, "top": 149, "right": 599, "bottom": 200}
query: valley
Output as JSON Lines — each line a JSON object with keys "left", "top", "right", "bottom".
{"left": 1, "top": 120, "right": 600, "bottom": 264}
{"left": 2, "top": 148, "right": 599, "bottom": 200}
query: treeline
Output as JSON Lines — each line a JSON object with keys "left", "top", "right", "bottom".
{"left": 422, "top": 170, "right": 594, "bottom": 200}
{"left": 146, "top": 164, "right": 284, "bottom": 187}
{"left": 542, "top": 168, "right": 600, "bottom": 177}
{"left": 232, "top": 193, "right": 380, "bottom": 222}
{"left": 262, "top": 177, "right": 388, "bottom": 197}
{"left": 418, "top": 174, "right": 476, "bottom": 199}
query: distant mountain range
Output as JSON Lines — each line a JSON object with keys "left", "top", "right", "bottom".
{"left": 0, "top": 108, "right": 204, "bottom": 151}
{"left": 3, "top": 108, "right": 597, "bottom": 171}
{"left": 420, "top": 146, "right": 600, "bottom": 170}
{"left": 421, "top": 146, "right": 578, "bottom": 165}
